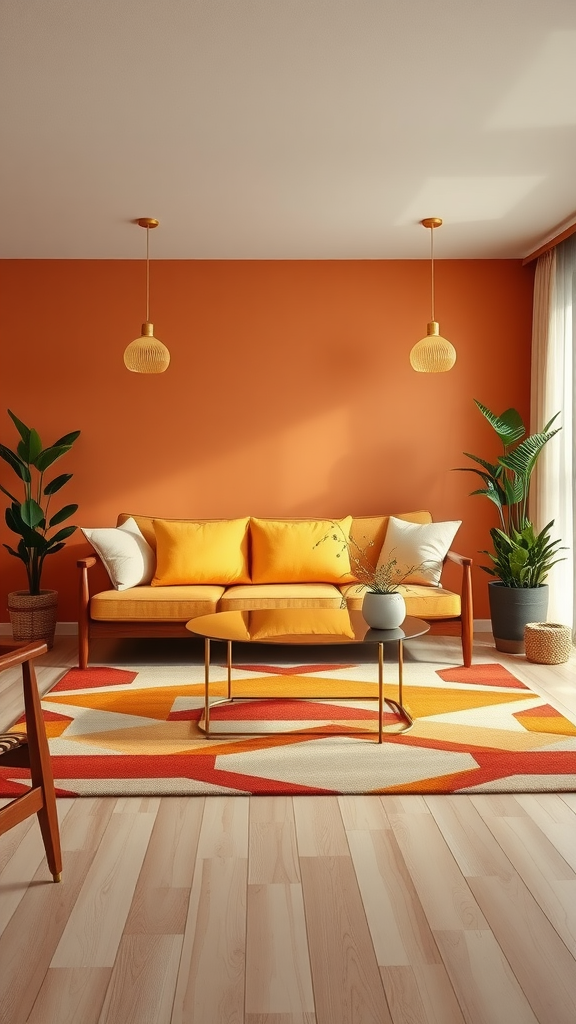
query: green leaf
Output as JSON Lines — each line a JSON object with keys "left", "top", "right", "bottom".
{"left": 2, "top": 543, "right": 28, "bottom": 563}
{"left": 7, "top": 410, "right": 31, "bottom": 443}
{"left": 0, "top": 482, "right": 19, "bottom": 503}
{"left": 0, "top": 443, "right": 31, "bottom": 482}
{"left": 502, "top": 474, "right": 524, "bottom": 507}
{"left": 49, "top": 525, "right": 77, "bottom": 544}
{"left": 498, "top": 429, "right": 561, "bottom": 479}
{"left": 44, "top": 542, "right": 66, "bottom": 556}
{"left": 460, "top": 453, "right": 503, "bottom": 478}
{"left": 52, "top": 430, "right": 80, "bottom": 448}
{"left": 35, "top": 444, "right": 74, "bottom": 472}
{"left": 5, "top": 505, "right": 22, "bottom": 534}
{"left": 6, "top": 505, "right": 45, "bottom": 546}
{"left": 16, "top": 428, "right": 42, "bottom": 465}
{"left": 44, "top": 473, "right": 72, "bottom": 496}
{"left": 20, "top": 499, "right": 44, "bottom": 529}
{"left": 469, "top": 487, "right": 503, "bottom": 511}
{"left": 49, "top": 503, "right": 78, "bottom": 527}
{"left": 474, "top": 401, "right": 525, "bottom": 444}
{"left": 543, "top": 412, "right": 561, "bottom": 433}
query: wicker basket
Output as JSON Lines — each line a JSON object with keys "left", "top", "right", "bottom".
{"left": 524, "top": 622, "right": 573, "bottom": 665}
{"left": 7, "top": 590, "right": 58, "bottom": 649}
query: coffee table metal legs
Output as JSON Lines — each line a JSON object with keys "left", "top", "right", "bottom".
{"left": 378, "top": 640, "right": 413, "bottom": 743}
{"left": 200, "top": 637, "right": 414, "bottom": 740}
{"left": 201, "top": 638, "right": 234, "bottom": 737}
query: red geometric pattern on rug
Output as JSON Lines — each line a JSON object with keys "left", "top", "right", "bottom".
{"left": 436, "top": 663, "right": 529, "bottom": 688}
{"left": 515, "top": 703, "right": 563, "bottom": 717}
{"left": 1, "top": 661, "right": 575, "bottom": 796}
{"left": 50, "top": 667, "right": 138, "bottom": 691}
{"left": 168, "top": 699, "right": 385, "bottom": 721}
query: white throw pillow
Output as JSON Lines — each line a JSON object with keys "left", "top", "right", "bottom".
{"left": 376, "top": 516, "right": 462, "bottom": 587}
{"left": 81, "top": 518, "right": 155, "bottom": 590}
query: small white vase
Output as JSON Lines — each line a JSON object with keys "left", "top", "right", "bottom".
{"left": 362, "top": 591, "right": 406, "bottom": 630}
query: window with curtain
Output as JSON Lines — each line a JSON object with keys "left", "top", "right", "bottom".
{"left": 531, "top": 234, "right": 576, "bottom": 635}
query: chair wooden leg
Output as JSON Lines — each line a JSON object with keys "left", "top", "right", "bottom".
{"left": 461, "top": 560, "right": 474, "bottom": 667}
{"left": 462, "top": 620, "right": 473, "bottom": 668}
{"left": 22, "top": 660, "right": 62, "bottom": 881}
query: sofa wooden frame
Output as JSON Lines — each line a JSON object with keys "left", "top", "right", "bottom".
{"left": 77, "top": 550, "right": 473, "bottom": 669}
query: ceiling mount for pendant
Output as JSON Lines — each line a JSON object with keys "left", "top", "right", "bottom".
{"left": 123, "top": 217, "right": 170, "bottom": 374}
{"left": 409, "top": 217, "right": 456, "bottom": 373}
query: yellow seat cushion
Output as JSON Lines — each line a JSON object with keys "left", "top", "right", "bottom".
{"left": 250, "top": 517, "right": 355, "bottom": 584}
{"left": 340, "top": 583, "right": 461, "bottom": 619}
{"left": 91, "top": 585, "right": 225, "bottom": 621}
{"left": 152, "top": 518, "right": 250, "bottom": 586}
{"left": 218, "top": 583, "right": 343, "bottom": 610}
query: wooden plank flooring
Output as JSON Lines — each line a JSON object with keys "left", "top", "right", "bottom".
{"left": 0, "top": 632, "right": 575, "bottom": 1023}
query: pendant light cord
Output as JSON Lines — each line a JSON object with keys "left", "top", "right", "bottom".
{"left": 430, "top": 226, "right": 435, "bottom": 322}
{"left": 146, "top": 226, "right": 150, "bottom": 322}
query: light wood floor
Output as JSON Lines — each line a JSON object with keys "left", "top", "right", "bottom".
{"left": 0, "top": 632, "right": 575, "bottom": 1024}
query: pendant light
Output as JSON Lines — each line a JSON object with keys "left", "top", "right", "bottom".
{"left": 124, "top": 218, "right": 170, "bottom": 373}
{"left": 409, "top": 217, "right": 456, "bottom": 373}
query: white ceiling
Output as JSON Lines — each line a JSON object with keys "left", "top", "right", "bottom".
{"left": 2, "top": 0, "right": 576, "bottom": 259}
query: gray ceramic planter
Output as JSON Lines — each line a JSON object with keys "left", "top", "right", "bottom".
{"left": 488, "top": 581, "right": 549, "bottom": 654}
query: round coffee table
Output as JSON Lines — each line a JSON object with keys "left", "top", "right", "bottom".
{"left": 186, "top": 608, "right": 429, "bottom": 743}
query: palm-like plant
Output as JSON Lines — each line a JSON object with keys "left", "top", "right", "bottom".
{"left": 454, "top": 400, "right": 563, "bottom": 587}
{"left": 0, "top": 410, "right": 80, "bottom": 594}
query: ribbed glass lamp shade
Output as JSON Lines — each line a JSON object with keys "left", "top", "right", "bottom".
{"left": 410, "top": 321, "right": 456, "bottom": 373}
{"left": 123, "top": 323, "right": 170, "bottom": 374}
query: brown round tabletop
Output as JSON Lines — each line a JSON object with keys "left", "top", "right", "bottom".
{"left": 186, "top": 608, "right": 430, "bottom": 646}
{"left": 186, "top": 608, "right": 429, "bottom": 743}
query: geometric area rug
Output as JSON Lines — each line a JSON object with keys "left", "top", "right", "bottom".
{"left": 2, "top": 661, "right": 575, "bottom": 796}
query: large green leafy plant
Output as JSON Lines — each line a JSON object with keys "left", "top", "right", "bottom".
{"left": 455, "top": 400, "right": 564, "bottom": 587}
{"left": 0, "top": 410, "right": 80, "bottom": 594}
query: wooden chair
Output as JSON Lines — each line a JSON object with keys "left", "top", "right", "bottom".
{"left": 0, "top": 641, "right": 62, "bottom": 882}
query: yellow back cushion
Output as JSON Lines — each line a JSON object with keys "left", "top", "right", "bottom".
{"left": 151, "top": 518, "right": 251, "bottom": 586}
{"left": 250, "top": 517, "right": 355, "bottom": 584}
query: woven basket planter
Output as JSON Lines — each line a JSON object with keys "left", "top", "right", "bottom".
{"left": 7, "top": 590, "right": 58, "bottom": 650}
{"left": 524, "top": 622, "right": 573, "bottom": 665}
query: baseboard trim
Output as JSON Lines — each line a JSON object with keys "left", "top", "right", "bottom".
{"left": 0, "top": 622, "right": 78, "bottom": 636}
{"left": 0, "top": 619, "right": 494, "bottom": 638}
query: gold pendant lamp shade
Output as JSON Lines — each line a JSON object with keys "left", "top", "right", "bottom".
{"left": 409, "top": 218, "right": 456, "bottom": 373}
{"left": 124, "top": 218, "right": 170, "bottom": 373}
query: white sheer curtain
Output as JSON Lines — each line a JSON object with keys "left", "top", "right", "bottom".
{"left": 530, "top": 236, "right": 576, "bottom": 633}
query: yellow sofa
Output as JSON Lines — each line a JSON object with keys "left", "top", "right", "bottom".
{"left": 77, "top": 511, "right": 473, "bottom": 668}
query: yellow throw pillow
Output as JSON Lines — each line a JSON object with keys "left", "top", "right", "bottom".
{"left": 152, "top": 518, "right": 251, "bottom": 586}
{"left": 250, "top": 517, "right": 355, "bottom": 584}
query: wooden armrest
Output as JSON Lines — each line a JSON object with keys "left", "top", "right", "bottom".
{"left": 0, "top": 641, "right": 48, "bottom": 670}
{"left": 77, "top": 556, "right": 97, "bottom": 568}
{"left": 446, "top": 549, "right": 473, "bottom": 567}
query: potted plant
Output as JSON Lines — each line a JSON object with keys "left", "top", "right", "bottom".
{"left": 316, "top": 525, "right": 432, "bottom": 629}
{"left": 455, "top": 400, "right": 564, "bottom": 652}
{"left": 0, "top": 410, "right": 80, "bottom": 648}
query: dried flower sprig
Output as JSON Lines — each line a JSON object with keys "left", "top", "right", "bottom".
{"left": 315, "top": 521, "right": 436, "bottom": 595}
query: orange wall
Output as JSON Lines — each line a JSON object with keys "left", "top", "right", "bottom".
{"left": 1, "top": 259, "right": 534, "bottom": 621}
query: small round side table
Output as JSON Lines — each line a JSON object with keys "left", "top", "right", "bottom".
{"left": 524, "top": 622, "right": 573, "bottom": 665}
